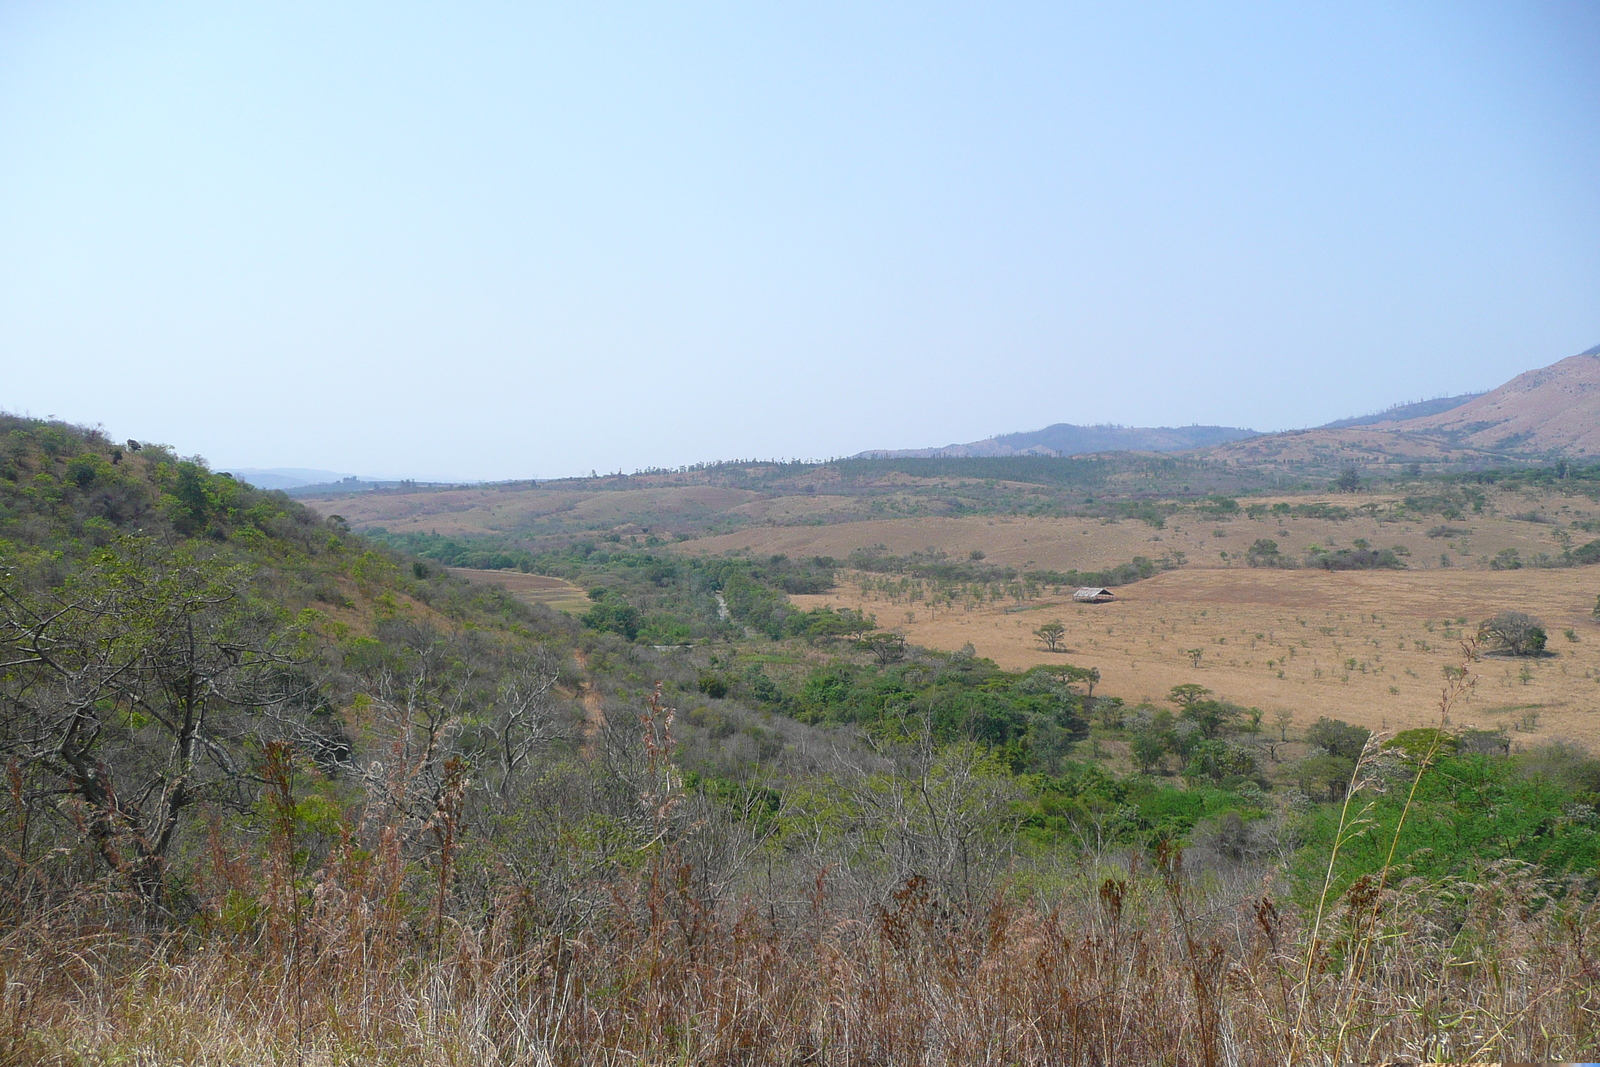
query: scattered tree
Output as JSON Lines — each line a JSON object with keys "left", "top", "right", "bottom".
{"left": 1033, "top": 620, "right": 1067, "bottom": 652}
{"left": 1166, "top": 683, "right": 1213, "bottom": 708}
{"left": 862, "top": 631, "right": 907, "bottom": 664}
{"left": 1481, "top": 611, "right": 1548, "bottom": 657}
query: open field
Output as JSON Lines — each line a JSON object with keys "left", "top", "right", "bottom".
{"left": 680, "top": 493, "right": 1591, "bottom": 574}
{"left": 446, "top": 567, "right": 590, "bottom": 613}
{"left": 314, "top": 485, "right": 766, "bottom": 539}
{"left": 792, "top": 565, "right": 1600, "bottom": 748}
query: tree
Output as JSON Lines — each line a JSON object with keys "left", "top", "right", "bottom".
{"left": 1304, "top": 716, "right": 1370, "bottom": 761}
{"left": 1166, "top": 683, "right": 1213, "bottom": 708}
{"left": 1183, "top": 739, "right": 1258, "bottom": 784}
{"left": 1246, "top": 539, "right": 1288, "bottom": 568}
{"left": 1033, "top": 620, "right": 1067, "bottom": 653}
{"left": 1481, "top": 611, "right": 1547, "bottom": 657}
{"left": 1130, "top": 730, "right": 1167, "bottom": 774}
{"left": 1181, "top": 699, "right": 1238, "bottom": 738}
{"left": 1033, "top": 663, "right": 1098, "bottom": 699}
{"left": 0, "top": 539, "right": 307, "bottom": 912}
{"left": 583, "top": 599, "right": 641, "bottom": 641}
{"left": 1297, "top": 754, "right": 1357, "bottom": 802}
{"left": 862, "top": 631, "right": 906, "bottom": 664}
{"left": 1336, "top": 465, "right": 1361, "bottom": 493}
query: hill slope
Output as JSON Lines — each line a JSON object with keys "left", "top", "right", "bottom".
{"left": 1396, "top": 347, "right": 1600, "bottom": 455}
{"left": 1318, "top": 392, "right": 1482, "bottom": 429}
{"left": 858, "top": 422, "right": 1258, "bottom": 458}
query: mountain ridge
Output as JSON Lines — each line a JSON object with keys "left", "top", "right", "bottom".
{"left": 858, "top": 342, "right": 1600, "bottom": 468}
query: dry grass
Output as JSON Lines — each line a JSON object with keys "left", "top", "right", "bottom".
{"left": 307, "top": 485, "right": 764, "bottom": 539}
{"left": 680, "top": 489, "right": 1588, "bottom": 578}
{"left": 4, "top": 675, "right": 1598, "bottom": 1065}
{"left": 790, "top": 563, "right": 1600, "bottom": 748}
{"left": 5, "top": 857, "right": 1596, "bottom": 1065}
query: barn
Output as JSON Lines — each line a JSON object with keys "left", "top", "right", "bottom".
{"left": 1073, "top": 587, "right": 1115, "bottom": 603}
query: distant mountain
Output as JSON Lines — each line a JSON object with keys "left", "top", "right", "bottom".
{"left": 1318, "top": 393, "right": 1483, "bottom": 429}
{"left": 857, "top": 423, "right": 1259, "bottom": 459}
{"left": 1396, "top": 345, "right": 1600, "bottom": 455}
{"left": 1197, "top": 342, "right": 1600, "bottom": 473}
{"left": 229, "top": 467, "right": 356, "bottom": 490}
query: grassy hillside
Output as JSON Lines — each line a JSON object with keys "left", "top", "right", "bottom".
{"left": 3, "top": 416, "right": 1600, "bottom": 1063}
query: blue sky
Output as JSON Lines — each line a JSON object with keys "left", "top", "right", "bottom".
{"left": 2, "top": 2, "right": 1597, "bottom": 480}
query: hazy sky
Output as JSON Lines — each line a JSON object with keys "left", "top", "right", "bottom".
{"left": 3, "top": 2, "right": 1598, "bottom": 480}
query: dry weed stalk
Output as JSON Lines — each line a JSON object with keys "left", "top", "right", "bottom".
{"left": 3, "top": 658, "right": 1598, "bottom": 1064}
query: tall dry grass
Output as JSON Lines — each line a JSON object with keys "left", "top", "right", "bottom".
{"left": 3, "top": 674, "right": 1598, "bottom": 1065}
{"left": 3, "top": 852, "right": 1596, "bottom": 1065}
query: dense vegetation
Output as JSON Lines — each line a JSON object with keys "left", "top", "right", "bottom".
{"left": 4, "top": 417, "right": 1599, "bottom": 1063}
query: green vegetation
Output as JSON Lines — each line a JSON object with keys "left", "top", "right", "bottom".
{"left": 7, "top": 416, "right": 1600, "bottom": 1062}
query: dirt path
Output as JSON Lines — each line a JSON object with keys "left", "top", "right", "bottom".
{"left": 571, "top": 649, "right": 606, "bottom": 753}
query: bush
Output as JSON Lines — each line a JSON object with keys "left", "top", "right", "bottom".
{"left": 697, "top": 673, "right": 730, "bottom": 699}
{"left": 1304, "top": 716, "right": 1370, "bottom": 761}
{"left": 1245, "top": 539, "right": 1294, "bottom": 568}
{"left": 1306, "top": 546, "right": 1405, "bottom": 570}
{"left": 1571, "top": 539, "right": 1600, "bottom": 565}
{"left": 1481, "top": 611, "right": 1547, "bottom": 656}
{"left": 583, "top": 600, "right": 641, "bottom": 641}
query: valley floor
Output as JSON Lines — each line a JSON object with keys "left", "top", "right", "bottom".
{"left": 793, "top": 565, "right": 1600, "bottom": 747}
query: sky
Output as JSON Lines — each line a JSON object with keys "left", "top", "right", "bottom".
{"left": 2, "top": 2, "right": 1598, "bottom": 481}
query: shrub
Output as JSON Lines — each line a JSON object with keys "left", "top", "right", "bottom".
{"left": 1481, "top": 611, "right": 1547, "bottom": 656}
{"left": 1571, "top": 538, "right": 1600, "bottom": 564}
{"left": 1245, "top": 538, "right": 1294, "bottom": 568}
{"left": 1306, "top": 546, "right": 1405, "bottom": 570}
{"left": 1304, "top": 716, "right": 1371, "bottom": 761}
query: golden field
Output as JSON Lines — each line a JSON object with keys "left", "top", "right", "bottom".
{"left": 678, "top": 490, "right": 1591, "bottom": 574}
{"left": 792, "top": 564, "right": 1600, "bottom": 747}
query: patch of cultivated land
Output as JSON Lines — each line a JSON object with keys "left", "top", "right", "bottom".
{"left": 792, "top": 566, "right": 1600, "bottom": 747}
{"left": 447, "top": 567, "right": 590, "bottom": 613}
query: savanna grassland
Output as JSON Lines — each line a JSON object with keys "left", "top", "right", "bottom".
{"left": 340, "top": 468, "right": 1600, "bottom": 746}
{"left": 796, "top": 564, "right": 1600, "bottom": 747}
{"left": 7, "top": 423, "right": 1600, "bottom": 1065}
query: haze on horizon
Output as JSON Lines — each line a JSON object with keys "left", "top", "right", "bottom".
{"left": 2, "top": 2, "right": 1598, "bottom": 482}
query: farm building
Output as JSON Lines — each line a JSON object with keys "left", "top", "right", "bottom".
{"left": 1073, "top": 587, "right": 1115, "bottom": 603}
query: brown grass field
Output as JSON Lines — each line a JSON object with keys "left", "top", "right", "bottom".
{"left": 316, "top": 484, "right": 766, "bottom": 538}
{"left": 679, "top": 491, "right": 1591, "bottom": 574}
{"left": 447, "top": 566, "right": 590, "bottom": 613}
{"left": 792, "top": 564, "right": 1600, "bottom": 747}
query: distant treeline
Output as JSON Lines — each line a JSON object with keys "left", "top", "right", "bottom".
{"left": 833, "top": 455, "right": 1111, "bottom": 487}
{"left": 846, "top": 546, "right": 1183, "bottom": 590}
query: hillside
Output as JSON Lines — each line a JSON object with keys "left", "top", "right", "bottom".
{"left": 1317, "top": 392, "right": 1482, "bottom": 429}
{"left": 856, "top": 345, "right": 1600, "bottom": 474}
{"left": 859, "top": 421, "right": 1258, "bottom": 458}
{"left": 6, "top": 414, "right": 1600, "bottom": 1062}
{"left": 1396, "top": 346, "right": 1600, "bottom": 455}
